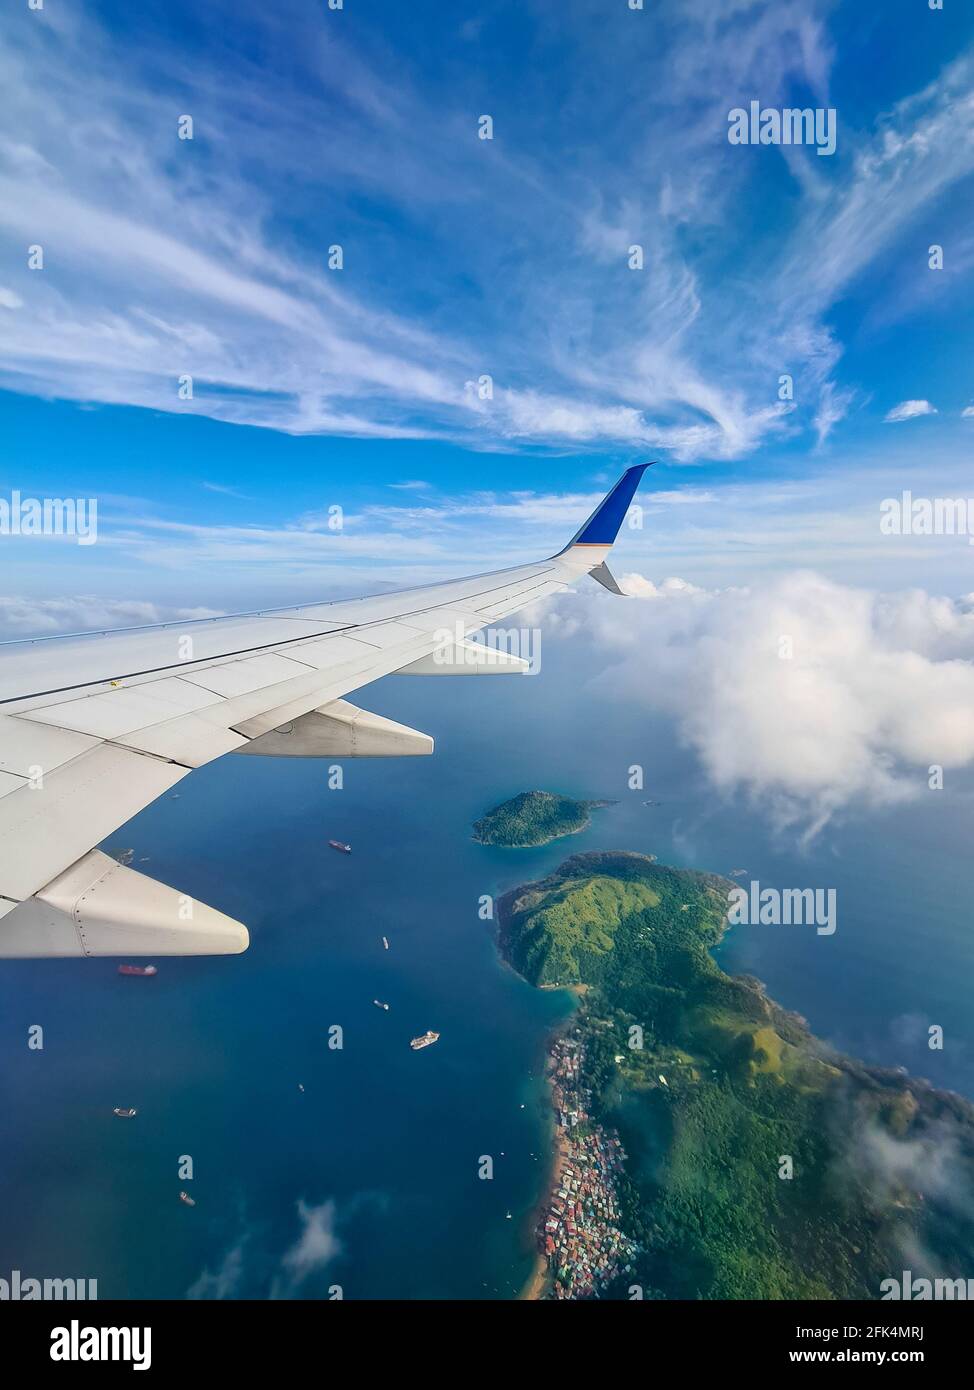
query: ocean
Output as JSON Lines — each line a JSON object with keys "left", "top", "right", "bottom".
{"left": 2, "top": 637, "right": 973, "bottom": 1298}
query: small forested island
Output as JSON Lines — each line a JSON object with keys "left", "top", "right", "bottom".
{"left": 499, "top": 850, "right": 974, "bottom": 1300}
{"left": 472, "top": 790, "right": 614, "bottom": 848}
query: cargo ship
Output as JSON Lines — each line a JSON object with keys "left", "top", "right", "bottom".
{"left": 410, "top": 1030, "right": 440, "bottom": 1051}
{"left": 328, "top": 840, "right": 352, "bottom": 854}
{"left": 113, "top": 1107, "right": 137, "bottom": 1118}
{"left": 381, "top": 936, "right": 389, "bottom": 950}
{"left": 373, "top": 999, "right": 390, "bottom": 1011}
{"left": 118, "top": 964, "right": 157, "bottom": 976}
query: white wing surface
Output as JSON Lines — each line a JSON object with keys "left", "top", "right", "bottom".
{"left": 0, "top": 465, "right": 649, "bottom": 956}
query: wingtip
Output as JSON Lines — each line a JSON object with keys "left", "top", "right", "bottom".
{"left": 557, "top": 462, "right": 652, "bottom": 553}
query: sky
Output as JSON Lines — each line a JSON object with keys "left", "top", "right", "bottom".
{"left": 1, "top": 0, "right": 973, "bottom": 630}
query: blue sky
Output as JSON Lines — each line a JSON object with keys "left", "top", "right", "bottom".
{"left": 2, "top": 0, "right": 974, "bottom": 627}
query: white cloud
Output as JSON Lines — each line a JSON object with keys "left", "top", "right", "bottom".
{"left": 0, "top": 595, "right": 224, "bottom": 639}
{"left": 0, "top": 4, "right": 969, "bottom": 461}
{"left": 187, "top": 1239, "right": 247, "bottom": 1300}
{"left": 619, "top": 574, "right": 705, "bottom": 599}
{"left": 813, "top": 381, "right": 856, "bottom": 445}
{"left": 538, "top": 571, "right": 974, "bottom": 834}
{"left": 962, "top": 405, "right": 974, "bottom": 419}
{"left": 885, "top": 400, "right": 938, "bottom": 423}
{"left": 202, "top": 482, "right": 253, "bottom": 500}
{"left": 276, "top": 1199, "right": 342, "bottom": 1294}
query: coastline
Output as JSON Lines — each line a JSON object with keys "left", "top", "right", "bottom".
{"left": 518, "top": 1050, "right": 571, "bottom": 1300}
{"left": 499, "top": 848, "right": 974, "bottom": 1301}
{"left": 473, "top": 795, "right": 618, "bottom": 850}
{"left": 500, "top": 863, "right": 637, "bottom": 1301}
{"left": 500, "top": 875, "right": 583, "bottom": 1302}
{"left": 473, "top": 818, "right": 591, "bottom": 851}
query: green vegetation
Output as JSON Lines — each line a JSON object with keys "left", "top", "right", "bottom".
{"left": 472, "top": 790, "right": 613, "bottom": 848}
{"left": 499, "top": 850, "right": 974, "bottom": 1300}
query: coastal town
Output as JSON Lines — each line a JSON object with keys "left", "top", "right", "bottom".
{"left": 536, "top": 1033, "right": 640, "bottom": 1299}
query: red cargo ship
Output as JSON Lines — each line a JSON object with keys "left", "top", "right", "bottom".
{"left": 328, "top": 840, "right": 352, "bottom": 854}
{"left": 118, "top": 964, "right": 157, "bottom": 976}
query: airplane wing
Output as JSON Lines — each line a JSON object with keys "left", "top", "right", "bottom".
{"left": 0, "top": 464, "right": 649, "bottom": 957}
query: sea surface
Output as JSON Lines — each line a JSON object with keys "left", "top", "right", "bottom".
{"left": 2, "top": 639, "right": 974, "bottom": 1299}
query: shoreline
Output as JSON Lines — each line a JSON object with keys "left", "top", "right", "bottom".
{"left": 473, "top": 819, "right": 591, "bottom": 851}
{"left": 473, "top": 796, "right": 618, "bottom": 851}
{"left": 496, "top": 853, "right": 688, "bottom": 1302}
{"left": 499, "top": 872, "right": 585, "bottom": 1301}
{"left": 518, "top": 1048, "right": 571, "bottom": 1301}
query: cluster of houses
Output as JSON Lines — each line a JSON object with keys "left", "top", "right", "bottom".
{"left": 539, "top": 1035, "right": 640, "bottom": 1299}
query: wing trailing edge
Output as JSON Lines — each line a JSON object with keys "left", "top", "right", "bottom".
{"left": 0, "top": 850, "right": 248, "bottom": 958}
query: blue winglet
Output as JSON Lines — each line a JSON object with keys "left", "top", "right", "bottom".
{"left": 555, "top": 463, "right": 652, "bottom": 554}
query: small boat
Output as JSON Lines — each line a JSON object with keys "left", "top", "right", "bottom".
{"left": 328, "top": 840, "right": 352, "bottom": 854}
{"left": 381, "top": 936, "right": 389, "bottom": 950}
{"left": 113, "top": 1107, "right": 137, "bottom": 1118}
{"left": 410, "top": 1030, "right": 440, "bottom": 1051}
{"left": 179, "top": 1191, "right": 196, "bottom": 1207}
{"left": 373, "top": 1000, "right": 390, "bottom": 1011}
{"left": 118, "top": 964, "right": 157, "bottom": 977}
{"left": 298, "top": 1083, "right": 305, "bottom": 1093}
{"left": 658, "top": 1075, "right": 668, "bottom": 1087}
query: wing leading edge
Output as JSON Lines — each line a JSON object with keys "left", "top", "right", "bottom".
{"left": 0, "top": 464, "right": 650, "bottom": 957}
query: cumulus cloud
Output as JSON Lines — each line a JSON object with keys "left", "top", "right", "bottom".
{"left": 538, "top": 571, "right": 974, "bottom": 834}
{"left": 884, "top": 400, "right": 938, "bottom": 423}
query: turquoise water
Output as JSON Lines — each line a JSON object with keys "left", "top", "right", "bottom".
{"left": 2, "top": 642, "right": 973, "bottom": 1297}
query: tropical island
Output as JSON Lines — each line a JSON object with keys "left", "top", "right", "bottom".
{"left": 472, "top": 790, "right": 614, "bottom": 848}
{"left": 498, "top": 849, "right": 974, "bottom": 1300}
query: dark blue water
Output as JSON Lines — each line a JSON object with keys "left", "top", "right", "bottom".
{"left": 2, "top": 638, "right": 973, "bottom": 1297}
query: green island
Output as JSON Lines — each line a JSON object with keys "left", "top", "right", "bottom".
{"left": 499, "top": 850, "right": 974, "bottom": 1300}
{"left": 472, "top": 790, "right": 614, "bottom": 848}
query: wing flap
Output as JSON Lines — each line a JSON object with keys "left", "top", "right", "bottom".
{"left": 20, "top": 676, "right": 223, "bottom": 740}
